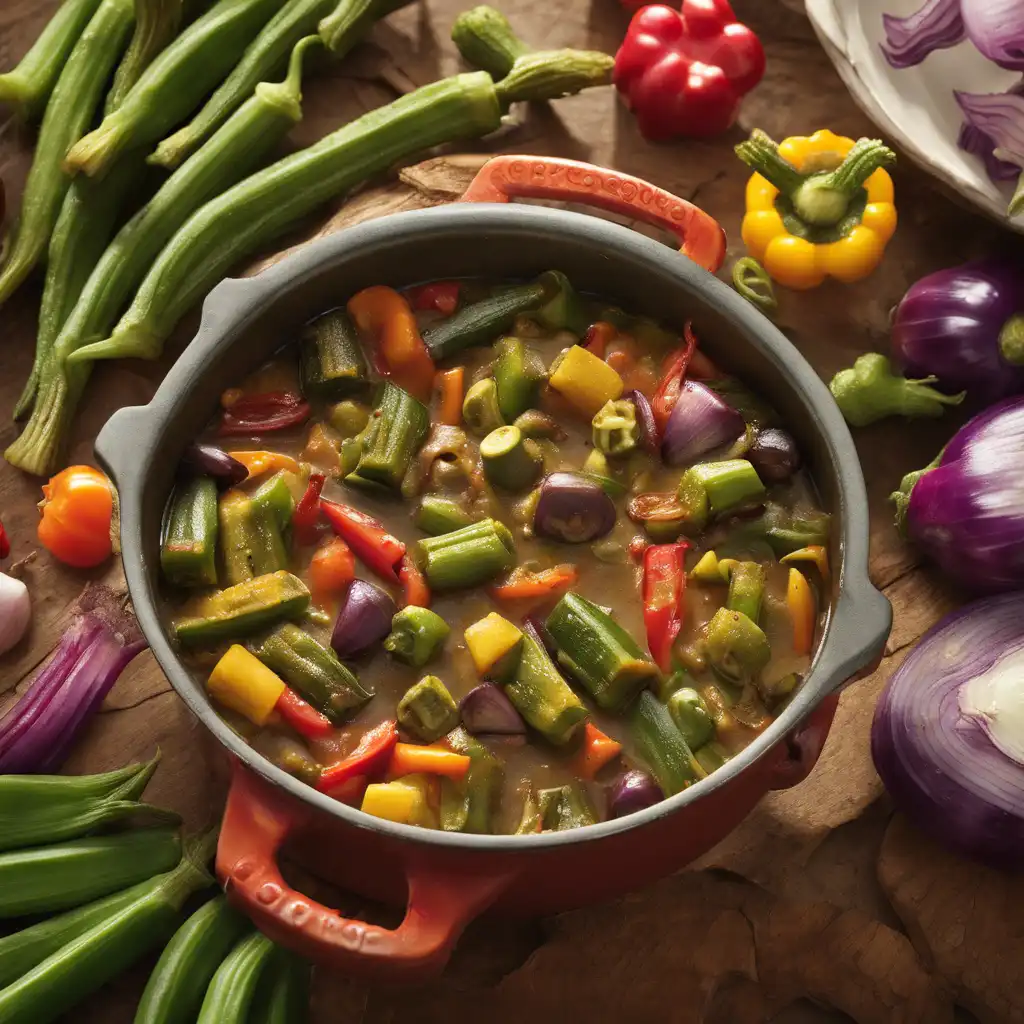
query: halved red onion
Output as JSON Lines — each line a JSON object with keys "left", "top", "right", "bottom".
{"left": 534, "top": 472, "right": 616, "bottom": 544}
{"left": 181, "top": 443, "right": 248, "bottom": 489}
{"left": 955, "top": 86, "right": 1024, "bottom": 171}
{"left": 607, "top": 769, "right": 662, "bottom": 819}
{"left": 662, "top": 381, "right": 745, "bottom": 467}
{"left": 331, "top": 580, "right": 396, "bottom": 659}
{"left": 747, "top": 427, "right": 801, "bottom": 483}
{"left": 872, "top": 592, "right": 1024, "bottom": 870}
{"left": 459, "top": 684, "right": 526, "bottom": 735}
{"left": 624, "top": 389, "right": 659, "bottom": 455}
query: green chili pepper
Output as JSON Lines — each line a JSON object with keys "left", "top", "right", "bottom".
{"left": 731, "top": 256, "right": 777, "bottom": 313}
{"left": 0, "top": 0, "right": 135, "bottom": 313}
{"left": 6, "top": 35, "right": 318, "bottom": 476}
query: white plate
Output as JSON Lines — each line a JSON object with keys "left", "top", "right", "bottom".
{"left": 806, "top": 0, "right": 1023, "bottom": 233}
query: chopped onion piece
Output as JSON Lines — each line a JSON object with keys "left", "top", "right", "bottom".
{"left": 880, "top": 0, "right": 965, "bottom": 69}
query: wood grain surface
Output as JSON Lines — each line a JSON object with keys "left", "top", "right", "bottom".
{"left": 0, "top": 0, "right": 1016, "bottom": 1021}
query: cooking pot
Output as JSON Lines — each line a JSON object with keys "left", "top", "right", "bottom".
{"left": 94, "top": 155, "right": 891, "bottom": 982}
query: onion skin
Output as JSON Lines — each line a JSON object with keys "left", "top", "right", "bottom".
{"left": 896, "top": 397, "right": 1024, "bottom": 591}
{"left": 331, "top": 580, "right": 396, "bottom": 659}
{"left": 534, "top": 473, "right": 617, "bottom": 544}
{"left": 662, "top": 381, "right": 745, "bottom": 467}
{"left": 891, "top": 261, "right": 1024, "bottom": 403}
{"left": 624, "top": 390, "right": 659, "bottom": 455}
{"left": 871, "top": 592, "right": 1024, "bottom": 871}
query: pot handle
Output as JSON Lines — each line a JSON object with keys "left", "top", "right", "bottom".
{"left": 459, "top": 155, "right": 727, "bottom": 273}
{"left": 766, "top": 693, "right": 840, "bottom": 791}
{"left": 217, "top": 762, "right": 515, "bottom": 981}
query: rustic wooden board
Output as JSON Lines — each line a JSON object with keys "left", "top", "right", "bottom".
{"left": 0, "top": 0, "right": 1016, "bottom": 1021}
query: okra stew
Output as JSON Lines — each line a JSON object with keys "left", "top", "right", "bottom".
{"left": 161, "top": 271, "right": 831, "bottom": 835}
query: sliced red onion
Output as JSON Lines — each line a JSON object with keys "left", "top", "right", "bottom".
{"left": 662, "top": 381, "right": 745, "bottom": 467}
{"left": 955, "top": 86, "right": 1024, "bottom": 172}
{"left": 607, "top": 769, "right": 662, "bottom": 819}
{"left": 958, "top": 121, "right": 1021, "bottom": 183}
{"left": 961, "top": 0, "right": 1024, "bottom": 71}
{"left": 0, "top": 585, "right": 146, "bottom": 773}
{"left": 331, "top": 580, "right": 396, "bottom": 659}
{"left": 459, "top": 684, "right": 526, "bottom": 735}
{"left": 534, "top": 472, "right": 616, "bottom": 544}
{"left": 872, "top": 592, "right": 1024, "bottom": 870}
{"left": 880, "top": 0, "right": 964, "bottom": 69}
{"left": 748, "top": 427, "right": 801, "bottom": 483}
{"left": 523, "top": 615, "right": 559, "bottom": 659}
{"left": 624, "top": 390, "right": 659, "bottom": 455}
{"left": 180, "top": 443, "right": 248, "bottom": 489}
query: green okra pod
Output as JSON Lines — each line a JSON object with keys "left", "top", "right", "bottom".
{"left": 384, "top": 606, "right": 451, "bottom": 667}
{"left": 105, "top": 0, "right": 185, "bottom": 115}
{"left": 318, "top": 0, "right": 411, "bottom": 53}
{"left": 161, "top": 475, "right": 220, "bottom": 588}
{"left": 134, "top": 895, "right": 251, "bottom": 1024}
{"left": 440, "top": 727, "right": 503, "bottom": 834}
{"left": 450, "top": 6, "right": 526, "bottom": 79}
{"left": 396, "top": 676, "right": 459, "bottom": 743}
{"left": 0, "top": 0, "right": 135, "bottom": 312}
{"left": 505, "top": 631, "right": 586, "bottom": 746}
{"left": 196, "top": 931, "right": 276, "bottom": 1024}
{"left": 7, "top": 35, "right": 317, "bottom": 476}
{"left": 253, "top": 950, "right": 312, "bottom": 1024}
{"left": 64, "top": 0, "right": 283, "bottom": 178}
{"left": 0, "top": 0, "right": 105, "bottom": 121}
{"left": 629, "top": 690, "right": 701, "bottom": 796}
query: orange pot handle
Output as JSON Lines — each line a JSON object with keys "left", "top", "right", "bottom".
{"left": 459, "top": 155, "right": 727, "bottom": 273}
{"left": 217, "top": 761, "right": 516, "bottom": 981}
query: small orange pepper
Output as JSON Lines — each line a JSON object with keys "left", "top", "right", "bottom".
{"left": 573, "top": 722, "right": 623, "bottom": 780}
{"left": 786, "top": 566, "right": 815, "bottom": 655}
{"left": 435, "top": 366, "right": 465, "bottom": 426}
{"left": 38, "top": 465, "right": 114, "bottom": 568}
{"left": 227, "top": 450, "right": 301, "bottom": 478}
{"left": 388, "top": 742, "right": 471, "bottom": 780}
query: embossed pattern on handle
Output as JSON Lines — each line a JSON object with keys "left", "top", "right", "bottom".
{"left": 460, "top": 155, "right": 727, "bottom": 273}
{"left": 216, "top": 762, "right": 515, "bottom": 981}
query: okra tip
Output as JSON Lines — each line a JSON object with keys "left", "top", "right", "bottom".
{"left": 115, "top": 748, "right": 163, "bottom": 801}
{"left": 67, "top": 322, "right": 158, "bottom": 364}
{"left": 63, "top": 116, "right": 128, "bottom": 178}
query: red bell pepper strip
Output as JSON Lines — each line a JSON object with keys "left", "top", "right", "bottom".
{"left": 316, "top": 719, "right": 399, "bottom": 795}
{"left": 0, "top": 520, "right": 9, "bottom": 560}
{"left": 218, "top": 391, "right": 311, "bottom": 435}
{"left": 409, "top": 281, "right": 461, "bottom": 316}
{"left": 320, "top": 498, "right": 406, "bottom": 583}
{"left": 397, "top": 555, "right": 431, "bottom": 608}
{"left": 583, "top": 321, "right": 616, "bottom": 358}
{"left": 613, "top": 1, "right": 766, "bottom": 141}
{"left": 642, "top": 542, "right": 689, "bottom": 672}
{"left": 292, "top": 472, "right": 325, "bottom": 546}
{"left": 650, "top": 322, "right": 699, "bottom": 433}
{"left": 275, "top": 687, "right": 334, "bottom": 740}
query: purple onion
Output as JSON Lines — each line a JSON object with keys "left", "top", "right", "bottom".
{"left": 0, "top": 584, "right": 146, "bottom": 773}
{"left": 607, "top": 770, "right": 662, "bottom": 819}
{"left": 459, "top": 684, "right": 526, "bottom": 735}
{"left": 880, "top": 0, "right": 965, "bottom": 69}
{"left": 961, "top": 0, "right": 1024, "bottom": 71}
{"left": 958, "top": 121, "right": 1021, "bottom": 183}
{"left": 955, "top": 85, "right": 1024, "bottom": 172}
{"left": 331, "top": 580, "right": 396, "bottom": 659}
{"left": 891, "top": 260, "right": 1024, "bottom": 402}
{"left": 624, "top": 389, "right": 659, "bottom": 455}
{"left": 662, "top": 381, "right": 745, "bottom": 466}
{"left": 872, "top": 592, "right": 1024, "bottom": 870}
{"left": 523, "top": 615, "right": 559, "bottom": 659}
{"left": 533, "top": 472, "right": 616, "bottom": 544}
{"left": 748, "top": 427, "right": 801, "bottom": 484}
{"left": 181, "top": 443, "right": 248, "bottom": 489}
{"left": 896, "top": 396, "right": 1024, "bottom": 591}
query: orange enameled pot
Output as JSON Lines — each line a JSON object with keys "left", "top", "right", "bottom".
{"left": 95, "top": 156, "right": 891, "bottom": 981}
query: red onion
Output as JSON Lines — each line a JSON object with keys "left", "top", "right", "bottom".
{"left": 331, "top": 580, "right": 396, "bottom": 659}
{"left": 523, "top": 615, "right": 559, "bottom": 660}
{"left": 894, "top": 396, "right": 1024, "bottom": 591}
{"left": 624, "top": 389, "right": 659, "bottom": 455}
{"left": 662, "top": 381, "right": 744, "bottom": 467}
{"left": 533, "top": 472, "right": 616, "bottom": 544}
{"left": 0, "top": 585, "right": 146, "bottom": 773}
{"left": 180, "top": 443, "right": 248, "bottom": 489}
{"left": 747, "top": 427, "right": 801, "bottom": 483}
{"left": 607, "top": 769, "right": 662, "bottom": 819}
{"left": 960, "top": 0, "right": 1024, "bottom": 71}
{"left": 958, "top": 121, "right": 1021, "bottom": 182}
{"left": 872, "top": 592, "right": 1024, "bottom": 870}
{"left": 955, "top": 86, "right": 1024, "bottom": 174}
{"left": 459, "top": 684, "right": 526, "bottom": 735}
{"left": 880, "top": 0, "right": 964, "bottom": 69}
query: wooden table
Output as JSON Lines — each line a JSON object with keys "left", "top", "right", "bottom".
{"left": 0, "top": 1, "right": 1021, "bottom": 1021}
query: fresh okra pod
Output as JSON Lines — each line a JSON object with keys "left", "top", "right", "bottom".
{"left": 384, "top": 606, "right": 451, "bottom": 667}
{"left": 196, "top": 930, "right": 276, "bottom": 1024}
{"left": 106, "top": 0, "right": 185, "bottom": 115}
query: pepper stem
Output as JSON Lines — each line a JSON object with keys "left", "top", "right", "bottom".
{"left": 451, "top": 5, "right": 528, "bottom": 79}
{"left": 734, "top": 130, "right": 805, "bottom": 195}
{"left": 999, "top": 312, "right": 1024, "bottom": 366}
{"left": 790, "top": 138, "right": 896, "bottom": 227}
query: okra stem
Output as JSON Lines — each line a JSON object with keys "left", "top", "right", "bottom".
{"left": 416, "top": 517, "right": 516, "bottom": 591}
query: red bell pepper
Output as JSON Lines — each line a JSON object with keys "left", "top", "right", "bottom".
{"left": 275, "top": 687, "right": 334, "bottom": 740}
{"left": 409, "top": 281, "right": 461, "bottom": 316}
{"left": 320, "top": 498, "right": 406, "bottom": 583}
{"left": 316, "top": 719, "right": 399, "bottom": 794}
{"left": 583, "top": 321, "right": 616, "bottom": 358}
{"left": 642, "top": 542, "right": 688, "bottom": 672}
{"left": 650, "top": 322, "right": 699, "bottom": 433}
{"left": 218, "top": 391, "right": 311, "bottom": 435}
{"left": 292, "top": 472, "right": 325, "bottom": 546}
{"left": 0, "top": 520, "right": 9, "bottom": 560}
{"left": 613, "top": 1, "right": 765, "bottom": 141}
{"left": 397, "top": 555, "right": 431, "bottom": 608}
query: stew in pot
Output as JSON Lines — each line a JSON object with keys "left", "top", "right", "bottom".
{"left": 160, "top": 272, "right": 830, "bottom": 834}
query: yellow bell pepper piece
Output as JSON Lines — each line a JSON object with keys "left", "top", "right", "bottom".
{"left": 690, "top": 550, "right": 722, "bottom": 582}
{"left": 227, "top": 451, "right": 301, "bottom": 479}
{"left": 464, "top": 612, "right": 523, "bottom": 677}
{"left": 739, "top": 128, "right": 897, "bottom": 290}
{"left": 549, "top": 346, "right": 624, "bottom": 417}
{"left": 361, "top": 774, "right": 434, "bottom": 826}
{"left": 786, "top": 567, "right": 816, "bottom": 656}
{"left": 781, "top": 545, "right": 830, "bottom": 584}
{"left": 207, "top": 645, "right": 286, "bottom": 725}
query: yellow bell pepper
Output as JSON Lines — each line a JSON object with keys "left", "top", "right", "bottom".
{"left": 227, "top": 451, "right": 301, "bottom": 479}
{"left": 781, "top": 544, "right": 830, "bottom": 584}
{"left": 464, "top": 612, "right": 523, "bottom": 677}
{"left": 549, "top": 346, "right": 624, "bottom": 417}
{"left": 361, "top": 774, "right": 435, "bottom": 826}
{"left": 786, "top": 567, "right": 816, "bottom": 656}
{"left": 207, "top": 645, "right": 286, "bottom": 725}
{"left": 738, "top": 128, "right": 897, "bottom": 290}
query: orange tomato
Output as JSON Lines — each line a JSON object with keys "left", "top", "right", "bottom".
{"left": 37, "top": 466, "right": 114, "bottom": 569}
